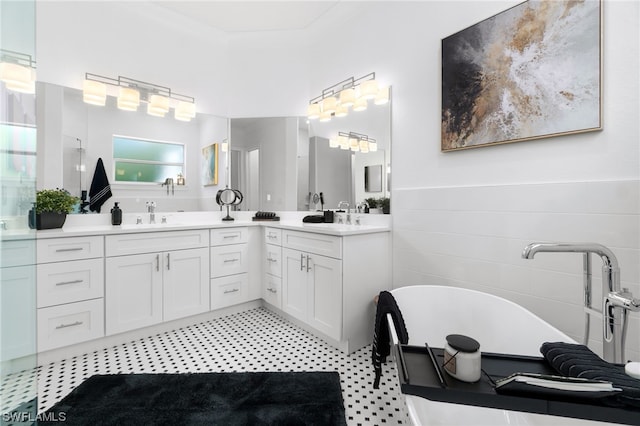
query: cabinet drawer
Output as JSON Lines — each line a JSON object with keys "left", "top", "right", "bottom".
{"left": 211, "top": 244, "right": 248, "bottom": 278}
{"left": 210, "top": 274, "right": 248, "bottom": 310}
{"left": 264, "top": 244, "right": 282, "bottom": 277}
{"left": 37, "top": 298, "right": 104, "bottom": 352}
{"left": 282, "top": 230, "right": 342, "bottom": 259}
{"left": 1, "top": 238, "right": 36, "bottom": 267}
{"left": 105, "top": 230, "right": 208, "bottom": 256}
{"left": 37, "top": 258, "right": 104, "bottom": 308}
{"left": 264, "top": 227, "right": 282, "bottom": 246}
{"left": 210, "top": 227, "right": 249, "bottom": 246}
{"left": 263, "top": 274, "right": 281, "bottom": 309}
{"left": 37, "top": 236, "right": 104, "bottom": 263}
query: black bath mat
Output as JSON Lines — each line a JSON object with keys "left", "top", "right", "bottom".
{"left": 40, "top": 371, "right": 346, "bottom": 425}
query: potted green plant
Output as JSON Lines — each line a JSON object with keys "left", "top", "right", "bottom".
{"left": 378, "top": 197, "right": 390, "bottom": 214}
{"left": 364, "top": 197, "right": 378, "bottom": 213}
{"left": 29, "top": 189, "right": 79, "bottom": 230}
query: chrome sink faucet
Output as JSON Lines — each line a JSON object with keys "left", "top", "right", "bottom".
{"left": 522, "top": 242, "right": 639, "bottom": 363}
{"left": 146, "top": 201, "right": 156, "bottom": 224}
{"left": 338, "top": 201, "right": 351, "bottom": 224}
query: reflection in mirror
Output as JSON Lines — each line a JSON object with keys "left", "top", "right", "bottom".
{"left": 37, "top": 82, "right": 229, "bottom": 213}
{"left": 229, "top": 92, "right": 391, "bottom": 212}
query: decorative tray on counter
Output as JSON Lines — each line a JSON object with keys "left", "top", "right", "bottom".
{"left": 396, "top": 344, "right": 640, "bottom": 425}
{"left": 252, "top": 211, "right": 280, "bottom": 221}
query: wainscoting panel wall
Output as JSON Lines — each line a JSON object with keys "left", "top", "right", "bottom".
{"left": 392, "top": 180, "right": 640, "bottom": 361}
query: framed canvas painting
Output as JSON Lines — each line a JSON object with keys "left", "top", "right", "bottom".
{"left": 202, "top": 143, "right": 219, "bottom": 186}
{"left": 441, "top": 0, "right": 602, "bottom": 151}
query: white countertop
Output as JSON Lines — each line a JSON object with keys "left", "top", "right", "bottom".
{"left": 4, "top": 211, "right": 390, "bottom": 240}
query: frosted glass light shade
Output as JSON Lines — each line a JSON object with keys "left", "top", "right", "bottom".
{"left": 147, "top": 94, "right": 169, "bottom": 117}
{"left": 338, "top": 135, "right": 349, "bottom": 149}
{"left": 117, "top": 87, "right": 140, "bottom": 111}
{"left": 334, "top": 103, "right": 348, "bottom": 118}
{"left": 221, "top": 142, "right": 229, "bottom": 152}
{"left": 0, "top": 63, "right": 35, "bottom": 94}
{"left": 83, "top": 79, "right": 107, "bottom": 106}
{"left": 374, "top": 86, "right": 390, "bottom": 105}
{"left": 319, "top": 110, "right": 332, "bottom": 122}
{"left": 359, "top": 140, "right": 369, "bottom": 152}
{"left": 307, "top": 103, "right": 321, "bottom": 120}
{"left": 349, "top": 137, "right": 359, "bottom": 151}
{"left": 369, "top": 141, "right": 378, "bottom": 152}
{"left": 339, "top": 88, "right": 356, "bottom": 107}
{"left": 329, "top": 138, "right": 339, "bottom": 148}
{"left": 352, "top": 97, "right": 368, "bottom": 112}
{"left": 359, "top": 79, "right": 379, "bottom": 100}
{"left": 175, "top": 100, "right": 196, "bottom": 121}
{"left": 321, "top": 96, "right": 337, "bottom": 114}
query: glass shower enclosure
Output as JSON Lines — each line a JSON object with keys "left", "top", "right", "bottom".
{"left": 0, "top": 0, "right": 38, "bottom": 420}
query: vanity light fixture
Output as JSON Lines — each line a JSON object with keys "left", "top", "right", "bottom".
{"left": 307, "top": 72, "right": 388, "bottom": 122}
{"left": 0, "top": 49, "right": 36, "bottom": 94}
{"left": 82, "top": 73, "right": 196, "bottom": 121}
{"left": 333, "top": 131, "right": 376, "bottom": 154}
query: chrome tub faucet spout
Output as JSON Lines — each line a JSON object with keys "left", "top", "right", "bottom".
{"left": 521, "top": 242, "right": 635, "bottom": 364}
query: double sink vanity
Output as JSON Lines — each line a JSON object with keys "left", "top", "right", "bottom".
{"left": 4, "top": 211, "right": 390, "bottom": 367}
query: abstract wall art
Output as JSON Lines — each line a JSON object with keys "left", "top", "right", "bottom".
{"left": 441, "top": 0, "right": 602, "bottom": 152}
{"left": 202, "top": 143, "right": 219, "bottom": 186}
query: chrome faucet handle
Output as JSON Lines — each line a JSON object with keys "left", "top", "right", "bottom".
{"left": 607, "top": 290, "right": 640, "bottom": 311}
{"left": 136, "top": 216, "right": 142, "bottom": 225}
{"left": 161, "top": 216, "right": 167, "bottom": 224}
{"left": 355, "top": 216, "right": 361, "bottom": 226}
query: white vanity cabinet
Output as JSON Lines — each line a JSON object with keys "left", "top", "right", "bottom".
{"left": 263, "top": 227, "right": 282, "bottom": 309}
{"left": 210, "top": 227, "right": 253, "bottom": 310}
{"left": 36, "top": 236, "right": 105, "bottom": 352}
{"left": 105, "top": 230, "right": 209, "bottom": 335}
{"left": 280, "top": 228, "right": 391, "bottom": 353}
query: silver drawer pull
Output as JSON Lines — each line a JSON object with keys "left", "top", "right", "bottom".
{"left": 224, "top": 288, "right": 239, "bottom": 294}
{"left": 224, "top": 258, "right": 239, "bottom": 263}
{"left": 55, "top": 247, "right": 83, "bottom": 252}
{"left": 267, "top": 288, "right": 277, "bottom": 294}
{"left": 56, "top": 320, "right": 83, "bottom": 330}
{"left": 55, "top": 279, "right": 83, "bottom": 286}
{"left": 223, "top": 235, "right": 238, "bottom": 239}
{"left": 267, "top": 257, "right": 277, "bottom": 263}
{"left": 267, "top": 234, "right": 277, "bottom": 239}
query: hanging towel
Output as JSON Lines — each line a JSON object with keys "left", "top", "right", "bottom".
{"left": 372, "top": 291, "right": 409, "bottom": 389}
{"left": 89, "top": 158, "right": 112, "bottom": 213}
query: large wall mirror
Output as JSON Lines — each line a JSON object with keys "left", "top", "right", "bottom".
{"left": 37, "top": 82, "right": 229, "bottom": 213}
{"left": 229, "top": 93, "right": 391, "bottom": 213}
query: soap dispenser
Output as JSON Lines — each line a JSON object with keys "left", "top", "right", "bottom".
{"left": 111, "top": 202, "right": 122, "bottom": 225}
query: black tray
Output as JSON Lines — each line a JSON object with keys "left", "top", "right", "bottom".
{"left": 397, "top": 344, "right": 640, "bottom": 425}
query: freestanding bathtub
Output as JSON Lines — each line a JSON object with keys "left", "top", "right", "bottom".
{"left": 387, "top": 285, "right": 618, "bottom": 426}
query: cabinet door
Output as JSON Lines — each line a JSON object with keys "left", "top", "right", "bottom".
{"left": 307, "top": 254, "right": 342, "bottom": 341}
{"left": 163, "top": 248, "right": 210, "bottom": 321}
{"left": 1, "top": 266, "right": 36, "bottom": 361}
{"left": 282, "top": 248, "right": 308, "bottom": 322}
{"left": 106, "top": 253, "right": 162, "bottom": 335}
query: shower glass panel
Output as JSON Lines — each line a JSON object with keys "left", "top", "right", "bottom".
{"left": 0, "top": 0, "right": 38, "bottom": 419}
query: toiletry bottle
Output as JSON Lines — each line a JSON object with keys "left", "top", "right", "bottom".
{"left": 111, "top": 202, "right": 122, "bottom": 225}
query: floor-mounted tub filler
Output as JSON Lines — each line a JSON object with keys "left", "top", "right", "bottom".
{"left": 387, "top": 284, "right": 636, "bottom": 426}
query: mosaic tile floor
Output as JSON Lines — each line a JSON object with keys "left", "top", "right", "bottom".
{"left": 1, "top": 307, "right": 408, "bottom": 425}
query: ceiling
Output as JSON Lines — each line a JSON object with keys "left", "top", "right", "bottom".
{"left": 151, "top": 1, "right": 340, "bottom": 33}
